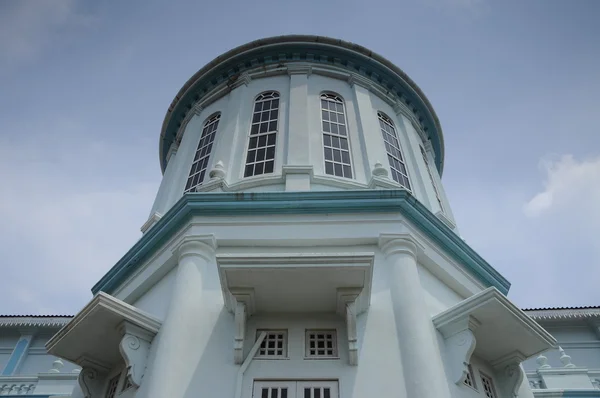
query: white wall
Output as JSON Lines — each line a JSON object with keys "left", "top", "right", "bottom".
{"left": 150, "top": 70, "right": 450, "bottom": 224}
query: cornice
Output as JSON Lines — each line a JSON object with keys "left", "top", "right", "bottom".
{"left": 525, "top": 308, "right": 600, "bottom": 320}
{"left": 91, "top": 190, "right": 510, "bottom": 295}
{"left": 159, "top": 35, "right": 444, "bottom": 175}
{"left": 0, "top": 317, "right": 71, "bottom": 328}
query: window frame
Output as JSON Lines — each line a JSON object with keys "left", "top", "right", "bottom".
{"left": 253, "top": 380, "right": 338, "bottom": 398}
{"left": 255, "top": 329, "right": 288, "bottom": 359}
{"left": 320, "top": 92, "right": 353, "bottom": 179}
{"left": 377, "top": 111, "right": 411, "bottom": 190}
{"left": 184, "top": 112, "right": 221, "bottom": 193}
{"left": 479, "top": 371, "right": 498, "bottom": 398}
{"left": 420, "top": 144, "right": 444, "bottom": 212}
{"left": 243, "top": 91, "right": 280, "bottom": 178}
{"left": 463, "top": 364, "right": 477, "bottom": 391}
{"left": 304, "top": 329, "right": 338, "bottom": 359}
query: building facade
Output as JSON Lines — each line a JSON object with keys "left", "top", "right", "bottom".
{"left": 0, "top": 35, "right": 597, "bottom": 398}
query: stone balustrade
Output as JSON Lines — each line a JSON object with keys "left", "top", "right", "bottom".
{"left": 0, "top": 377, "right": 37, "bottom": 395}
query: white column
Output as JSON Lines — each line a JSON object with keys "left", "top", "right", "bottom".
{"left": 145, "top": 235, "right": 217, "bottom": 398}
{"left": 379, "top": 234, "right": 452, "bottom": 398}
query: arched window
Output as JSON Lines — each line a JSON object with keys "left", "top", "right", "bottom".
{"left": 184, "top": 113, "right": 220, "bottom": 192}
{"left": 244, "top": 91, "right": 279, "bottom": 177}
{"left": 378, "top": 112, "right": 411, "bottom": 190}
{"left": 321, "top": 93, "right": 352, "bottom": 178}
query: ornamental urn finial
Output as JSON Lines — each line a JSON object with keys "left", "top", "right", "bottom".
{"left": 559, "top": 346, "right": 576, "bottom": 368}
{"left": 209, "top": 161, "right": 227, "bottom": 181}
{"left": 372, "top": 162, "right": 388, "bottom": 177}
{"left": 536, "top": 353, "right": 551, "bottom": 369}
{"left": 49, "top": 358, "right": 64, "bottom": 373}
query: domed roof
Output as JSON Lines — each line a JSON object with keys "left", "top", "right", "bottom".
{"left": 159, "top": 35, "right": 445, "bottom": 175}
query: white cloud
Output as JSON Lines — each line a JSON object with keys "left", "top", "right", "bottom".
{"left": 524, "top": 155, "right": 600, "bottom": 218}
{"left": 0, "top": 119, "right": 159, "bottom": 314}
{"left": 0, "top": 0, "right": 94, "bottom": 69}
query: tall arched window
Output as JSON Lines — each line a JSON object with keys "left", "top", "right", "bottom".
{"left": 184, "top": 113, "right": 220, "bottom": 192}
{"left": 321, "top": 93, "right": 352, "bottom": 178}
{"left": 378, "top": 112, "right": 411, "bottom": 190}
{"left": 244, "top": 91, "right": 279, "bottom": 177}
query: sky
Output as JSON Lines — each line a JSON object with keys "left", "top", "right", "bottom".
{"left": 0, "top": 0, "right": 599, "bottom": 314}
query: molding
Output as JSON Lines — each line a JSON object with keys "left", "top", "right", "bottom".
{"left": 92, "top": 190, "right": 511, "bottom": 295}
{"left": 166, "top": 142, "right": 179, "bottom": 164}
{"left": 0, "top": 317, "right": 71, "bottom": 328}
{"left": 233, "top": 301, "right": 247, "bottom": 365}
{"left": 435, "top": 211, "right": 455, "bottom": 230}
{"left": 378, "top": 233, "right": 423, "bottom": 258}
{"left": 336, "top": 288, "right": 361, "bottom": 366}
{"left": 140, "top": 212, "right": 163, "bottom": 234}
{"left": 287, "top": 63, "right": 312, "bottom": 76}
{"left": 525, "top": 308, "right": 600, "bottom": 321}
{"left": 46, "top": 292, "right": 161, "bottom": 357}
{"left": 172, "top": 234, "right": 217, "bottom": 262}
{"left": 281, "top": 165, "right": 314, "bottom": 176}
{"left": 229, "top": 72, "right": 252, "bottom": 89}
{"left": 159, "top": 36, "right": 445, "bottom": 175}
{"left": 118, "top": 321, "right": 153, "bottom": 389}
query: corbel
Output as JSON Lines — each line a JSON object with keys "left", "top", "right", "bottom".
{"left": 230, "top": 288, "right": 256, "bottom": 365}
{"left": 287, "top": 63, "right": 312, "bottom": 77}
{"left": 76, "top": 357, "right": 109, "bottom": 398}
{"left": 491, "top": 353, "right": 527, "bottom": 398}
{"left": 436, "top": 315, "right": 480, "bottom": 385}
{"left": 117, "top": 321, "right": 154, "bottom": 389}
{"left": 337, "top": 288, "right": 362, "bottom": 366}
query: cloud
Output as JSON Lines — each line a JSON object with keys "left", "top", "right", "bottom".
{"left": 524, "top": 155, "right": 600, "bottom": 218}
{"left": 0, "top": 117, "right": 159, "bottom": 314}
{"left": 0, "top": 0, "right": 94, "bottom": 69}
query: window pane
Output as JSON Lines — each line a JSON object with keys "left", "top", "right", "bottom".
{"left": 184, "top": 114, "right": 220, "bottom": 193}
{"left": 378, "top": 112, "right": 411, "bottom": 190}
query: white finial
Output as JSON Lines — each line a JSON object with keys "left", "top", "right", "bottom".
{"left": 209, "top": 161, "right": 227, "bottom": 180}
{"left": 372, "top": 162, "right": 388, "bottom": 177}
{"left": 559, "top": 346, "right": 575, "bottom": 368}
{"left": 536, "top": 353, "right": 551, "bottom": 369}
{"left": 49, "top": 358, "right": 64, "bottom": 373}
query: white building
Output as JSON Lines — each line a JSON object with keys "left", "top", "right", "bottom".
{"left": 1, "top": 35, "right": 597, "bottom": 398}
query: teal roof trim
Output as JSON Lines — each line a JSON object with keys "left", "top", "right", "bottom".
{"left": 92, "top": 190, "right": 510, "bottom": 295}
{"left": 160, "top": 35, "right": 445, "bottom": 174}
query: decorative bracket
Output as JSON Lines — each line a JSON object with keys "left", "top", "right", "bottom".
{"left": 337, "top": 288, "right": 362, "bottom": 366}
{"left": 230, "top": 288, "right": 255, "bottom": 365}
{"left": 78, "top": 367, "right": 101, "bottom": 398}
{"left": 76, "top": 358, "right": 109, "bottom": 398}
{"left": 437, "top": 315, "right": 480, "bottom": 385}
{"left": 494, "top": 360, "right": 525, "bottom": 398}
{"left": 118, "top": 321, "right": 154, "bottom": 389}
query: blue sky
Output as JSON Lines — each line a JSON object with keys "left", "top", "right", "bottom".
{"left": 0, "top": 0, "right": 598, "bottom": 314}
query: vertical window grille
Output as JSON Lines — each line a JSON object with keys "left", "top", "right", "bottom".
{"left": 105, "top": 373, "right": 120, "bottom": 398}
{"left": 463, "top": 364, "right": 477, "bottom": 390}
{"left": 480, "top": 372, "right": 498, "bottom": 398}
{"left": 305, "top": 330, "right": 337, "bottom": 358}
{"left": 378, "top": 112, "right": 411, "bottom": 190}
{"left": 184, "top": 113, "right": 220, "bottom": 192}
{"left": 256, "top": 330, "right": 287, "bottom": 358}
{"left": 321, "top": 93, "right": 352, "bottom": 178}
{"left": 302, "top": 386, "right": 332, "bottom": 398}
{"left": 260, "top": 386, "right": 288, "bottom": 398}
{"left": 244, "top": 91, "right": 279, "bottom": 177}
{"left": 420, "top": 145, "right": 444, "bottom": 211}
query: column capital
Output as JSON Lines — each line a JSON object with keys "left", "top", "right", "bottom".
{"left": 173, "top": 235, "right": 217, "bottom": 262}
{"left": 378, "top": 233, "right": 421, "bottom": 258}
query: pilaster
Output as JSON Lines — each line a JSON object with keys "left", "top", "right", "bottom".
{"left": 287, "top": 66, "right": 310, "bottom": 166}
{"left": 350, "top": 81, "right": 388, "bottom": 180}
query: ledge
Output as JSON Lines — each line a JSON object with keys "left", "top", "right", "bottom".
{"left": 433, "top": 287, "right": 556, "bottom": 394}
{"left": 46, "top": 293, "right": 161, "bottom": 392}
{"left": 92, "top": 190, "right": 510, "bottom": 296}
